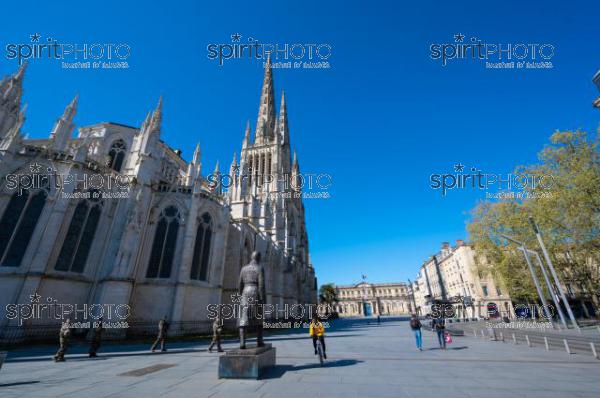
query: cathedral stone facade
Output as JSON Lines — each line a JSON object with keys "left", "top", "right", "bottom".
{"left": 0, "top": 61, "right": 317, "bottom": 337}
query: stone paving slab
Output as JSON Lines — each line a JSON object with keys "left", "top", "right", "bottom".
{"left": 0, "top": 317, "right": 598, "bottom": 398}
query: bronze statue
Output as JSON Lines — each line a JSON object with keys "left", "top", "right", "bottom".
{"left": 238, "top": 251, "right": 265, "bottom": 349}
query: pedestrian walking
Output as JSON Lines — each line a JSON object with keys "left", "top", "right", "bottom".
{"left": 89, "top": 317, "right": 104, "bottom": 357}
{"left": 53, "top": 318, "right": 72, "bottom": 362}
{"left": 433, "top": 317, "right": 446, "bottom": 349}
{"left": 208, "top": 315, "right": 224, "bottom": 353}
{"left": 409, "top": 314, "right": 423, "bottom": 350}
{"left": 151, "top": 316, "right": 169, "bottom": 352}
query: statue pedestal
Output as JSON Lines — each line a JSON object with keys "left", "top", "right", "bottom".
{"left": 218, "top": 344, "right": 276, "bottom": 379}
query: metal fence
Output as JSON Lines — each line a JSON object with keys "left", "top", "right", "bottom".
{"left": 451, "top": 321, "right": 600, "bottom": 360}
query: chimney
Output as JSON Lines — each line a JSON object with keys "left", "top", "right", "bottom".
{"left": 442, "top": 242, "right": 450, "bottom": 250}
{"left": 456, "top": 239, "right": 464, "bottom": 247}
{"left": 174, "top": 149, "right": 182, "bottom": 157}
{"left": 594, "top": 70, "right": 600, "bottom": 91}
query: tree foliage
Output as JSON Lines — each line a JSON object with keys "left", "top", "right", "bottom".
{"left": 467, "top": 130, "right": 600, "bottom": 304}
{"left": 319, "top": 283, "right": 339, "bottom": 307}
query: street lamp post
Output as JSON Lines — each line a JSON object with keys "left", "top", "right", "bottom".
{"left": 529, "top": 249, "right": 568, "bottom": 328}
{"left": 529, "top": 217, "right": 580, "bottom": 330}
{"left": 408, "top": 279, "right": 418, "bottom": 315}
{"left": 499, "top": 234, "right": 556, "bottom": 326}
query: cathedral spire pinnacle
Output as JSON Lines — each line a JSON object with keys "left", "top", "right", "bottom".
{"left": 136, "top": 97, "right": 162, "bottom": 156}
{"left": 279, "top": 90, "right": 289, "bottom": 145}
{"left": 140, "top": 110, "right": 152, "bottom": 131}
{"left": 280, "top": 90, "right": 286, "bottom": 114}
{"left": 242, "top": 120, "right": 251, "bottom": 148}
{"left": 292, "top": 149, "right": 299, "bottom": 172}
{"left": 192, "top": 142, "right": 201, "bottom": 164}
{"left": 15, "top": 61, "right": 27, "bottom": 81}
{"left": 150, "top": 95, "right": 163, "bottom": 132}
{"left": 0, "top": 63, "right": 27, "bottom": 140}
{"left": 2, "top": 62, "right": 26, "bottom": 102}
{"left": 255, "top": 54, "right": 276, "bottom": 143}
{"left": 50, "top": 94, "right": 78, "bottom": 151}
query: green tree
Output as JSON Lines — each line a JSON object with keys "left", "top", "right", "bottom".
{"left": 467, "top": 130, "right": 600, "bottom": 309}
{"left": 318, "top": 283, "right": 339, "bottom": 315}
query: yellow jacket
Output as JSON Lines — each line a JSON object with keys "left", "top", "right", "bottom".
{"left": 309, "top": 321, "right": 325, "bottom": 337}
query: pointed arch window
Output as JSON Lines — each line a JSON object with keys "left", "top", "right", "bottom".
{"left": 0, "top": 186, "right": 48, "bottom": 267}
{"left": 190, "top": 212, "right": 213, "bottom": 281}
{"left": 248, "top": 155, "right": 254, "bottom": 186}
{"left": 107, "top": 139, "right": 127, "bottom": 172}
{"left": 54, "top": 194, "right": 103, "bottom": 273}
{"left": 146, "top": 206, "right": 180, "bottom": 279}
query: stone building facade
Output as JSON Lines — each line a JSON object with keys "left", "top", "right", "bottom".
{"left": 412, "top": 241, "right": 514, "bottom": 319}
{"left": 0, "top": 61, "right": 317, "bottom": 337}
{"left": 335, "top": 282, "right": 412, "bottom": 317}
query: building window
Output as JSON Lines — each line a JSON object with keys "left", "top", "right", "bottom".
{"left": 146, "top": 206, "right": 180, "bottom": 279}
{"left": 55, "top": 195, "right": 103, "bottom": 273}
{"left": 0, "top": 188, "right": 47, "bottom": 267}
{"left": 190, "top": 212, "right": 213, "bottom": 281}
{"left": 107, "top": 139, "right": 127, "bottom": 172}
{"left": 481, "top": 285, "right": 488, "bottom": 297}
{"left": 496, "top": 286, "right": 502, "bottom": 296}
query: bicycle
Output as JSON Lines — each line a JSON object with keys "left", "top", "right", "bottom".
{"left": 316, "top": 338, "right": 324, "bottom": 366}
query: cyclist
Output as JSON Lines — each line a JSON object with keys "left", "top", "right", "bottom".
{"left": 309, "top": 314, "right": 327, "bottom": 359}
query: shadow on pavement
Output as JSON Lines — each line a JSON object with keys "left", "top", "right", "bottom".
{"left": 6, "top": 347, "right": 207, "bottom": 364}
{"left": 426, "top": 346, "right": 469, "bottom": 351}
{"left": 266, "top": 333, "right": 363, "bottom": 342}
{"left": 261, "top": 359, "right": 363, "bottom": 379}
{"left": 0, "top": 381, "right": 41, "bottom": 387}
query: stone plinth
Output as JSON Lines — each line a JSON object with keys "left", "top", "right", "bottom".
{"left": 218, "top": 344, "right": 276, "bottom": 379}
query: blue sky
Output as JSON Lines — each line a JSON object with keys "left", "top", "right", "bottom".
{"left": 1, "top": 0, "right": 599, "bottom": 286}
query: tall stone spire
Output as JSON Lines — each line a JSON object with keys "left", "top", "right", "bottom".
{"left": 242, "top": 120, "right": 251, "bottom": 148}
{"left": 149, "top": 95, "right": 163, "bottom": 133}
{"left": 0, "top": 62, "right": 27, "bottom": 140}
{"left": 292, "top": 149, "right": 298, "bottom": 171}
{"left": 50, "top": 94, "right": 78, "bottom": 151}
{"left": 137, "top": 96, "right": 163, "bottom": 155}
{"left": 212, "top": 160, "right": 222, "bottom": 194}
{"left": 279, "top": 90, "right": 289, "bottom": 145}
{"left": 254, "top": 55, "right": 276, "bottom": 144}
{"left": 2, "top": 62, "right": 26, "bottom": 102}
{"left": 186, "top": 142, "right": 202, "bottom": 186}
{"left": 192, "top": 142, "right": 201, "bottom": 165}
{"left": 230, "top": 151, "right": 238, "bottom": 173}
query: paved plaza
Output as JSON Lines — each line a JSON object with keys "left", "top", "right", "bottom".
{"left": 1, "top": 317, "right": 599, "bottom": 398}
